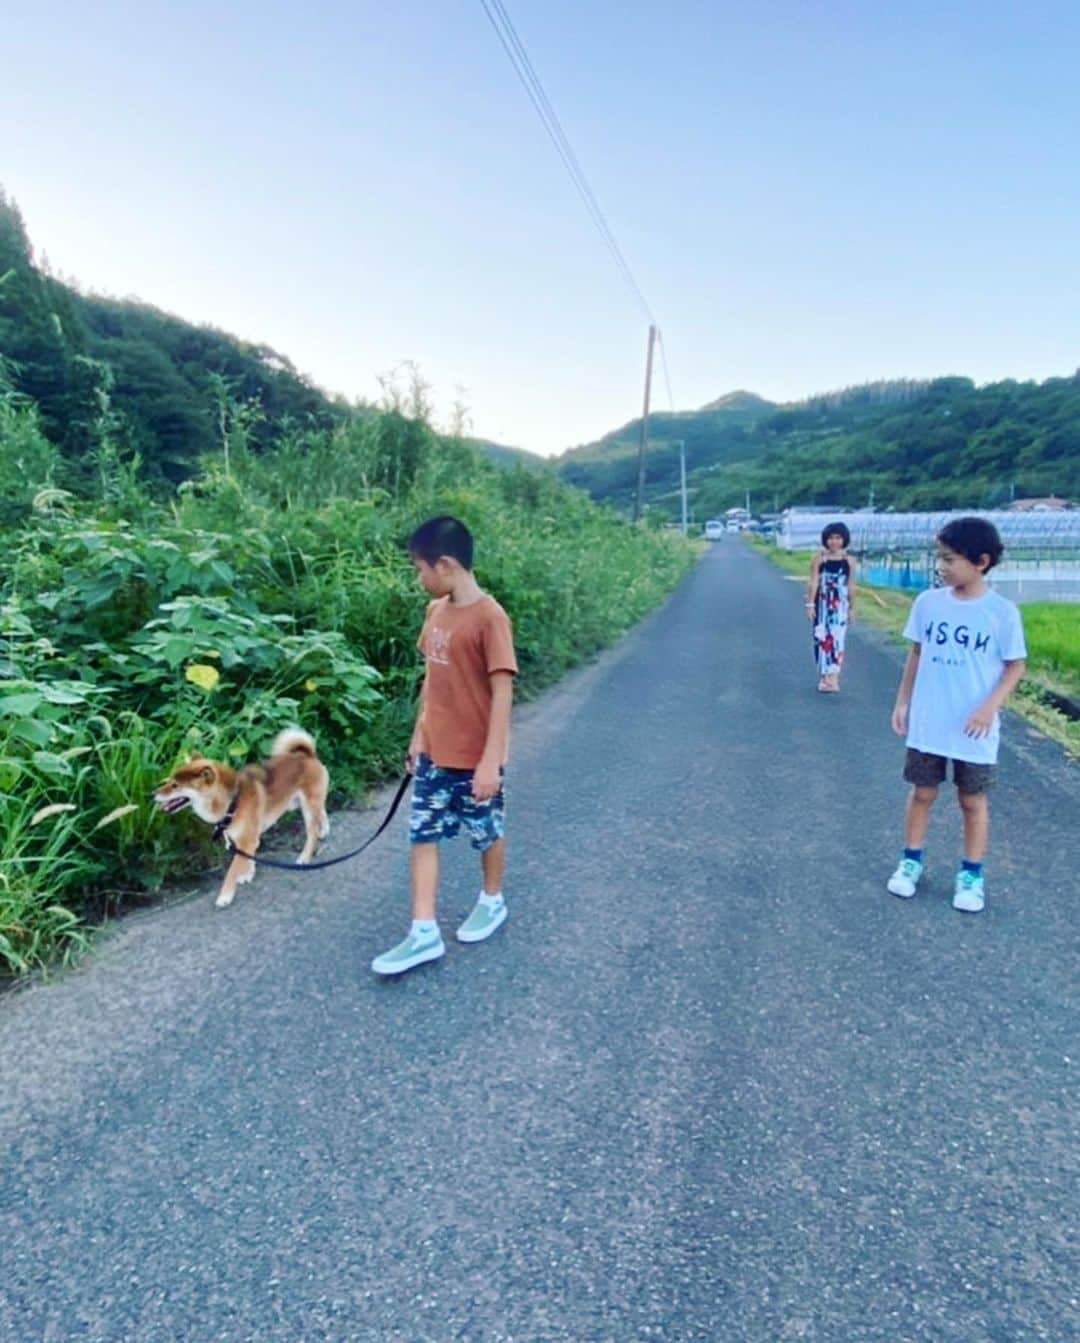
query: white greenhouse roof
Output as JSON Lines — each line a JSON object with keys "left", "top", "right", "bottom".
{"left": 777, "top": 509, "right": 1080, "bottom": 553}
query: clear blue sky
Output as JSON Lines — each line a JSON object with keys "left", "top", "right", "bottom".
{"left": 5, "top": 1, "right": 1078, "bottom": 455}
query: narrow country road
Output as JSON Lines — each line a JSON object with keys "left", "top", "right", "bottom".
{"left": 2, "top": 541, "right": 1076, "bottom": 1342}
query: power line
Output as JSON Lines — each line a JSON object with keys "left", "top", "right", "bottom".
{"left": 478, "top": 0, "right": 658, "bottom": 328}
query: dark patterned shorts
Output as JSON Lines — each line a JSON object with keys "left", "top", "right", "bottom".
{"left": 904, "top": 749, "right": 994, "bottom": 795}
{"left": 409, "top": 754, "right": 506, "bottom": 850}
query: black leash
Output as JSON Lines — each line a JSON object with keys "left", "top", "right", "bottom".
{"left": 217, "top": 772, "right": 412, "bottom": 871}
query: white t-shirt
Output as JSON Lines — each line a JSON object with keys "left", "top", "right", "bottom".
{"left": 903, "top": 586, "right": 1027, "bottom": 765}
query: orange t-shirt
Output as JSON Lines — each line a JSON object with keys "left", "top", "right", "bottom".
{"left": 417, "top": 594, "right": 518, "bottom": 769}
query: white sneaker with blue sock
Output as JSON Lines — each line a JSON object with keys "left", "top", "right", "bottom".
{"left": 953, "top": 868, "right": 986, "bottom": 913}
{"left": 887, "top": 855, "right": 924, "bottom": 898}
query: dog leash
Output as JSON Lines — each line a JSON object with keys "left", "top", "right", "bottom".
{"left": 218, "top": 772, "right": 412, "bottom": 871}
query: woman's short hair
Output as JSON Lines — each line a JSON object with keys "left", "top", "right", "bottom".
{"left": 821, "top": 521, "right": 851, "bottom": 547}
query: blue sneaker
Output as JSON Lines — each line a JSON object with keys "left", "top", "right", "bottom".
{"left": 371, "top": 928, "right": 445, "bottom": 976}
{"left": 953, "top": 870, "right": 986, "bottom": 913}
{"left": 887, "top": 857, "right": 923, "bottom": 898}
{"left": 456, "top": 895, "right": 507, "bottom": 944}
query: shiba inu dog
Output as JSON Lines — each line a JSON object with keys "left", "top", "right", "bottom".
{"left": 154, "top": 728, "right": 330, "bottom": 908}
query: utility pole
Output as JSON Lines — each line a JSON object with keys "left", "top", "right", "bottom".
{"left": 676, "top": 439, "right": 687, "bottom": 535}
{"left": 633, "top": 324, "right": 657, "bottom": 523}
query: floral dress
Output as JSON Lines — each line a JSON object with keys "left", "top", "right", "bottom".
{"left": 813, "top": 556, "right": 851, "bottom": 677}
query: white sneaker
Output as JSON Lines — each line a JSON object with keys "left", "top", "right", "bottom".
{"left": 371, "top": 928, "right": 445, "bottom": 976}
{"left": 456, "top": 895, "right": 507, "bottom": 943}
{"left": 953, "top": 870, "right": 986, "bottom": 913}
{"left": 887, "top": 857, "right": 923, "bottom": 898}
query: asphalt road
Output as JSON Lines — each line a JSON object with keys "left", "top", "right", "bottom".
{"left": 1, "top": 541, "right": 1076, "bottom": 1343}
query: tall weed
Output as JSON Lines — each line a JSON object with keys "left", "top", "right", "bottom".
{"left": 1, "top": 395, "right": 694, "bottom": 974}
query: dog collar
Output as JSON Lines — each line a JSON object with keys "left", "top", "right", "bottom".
{"left": 212, "top": 794, "right": 239, "bottom": 843}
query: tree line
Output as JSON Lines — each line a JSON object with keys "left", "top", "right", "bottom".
{"left": 557, "top": 374, "right": 1080, "bottom": 517}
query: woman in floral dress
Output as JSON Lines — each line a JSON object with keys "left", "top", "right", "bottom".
{"left": 806, "top": 522, "right": 856, "bottom": 693}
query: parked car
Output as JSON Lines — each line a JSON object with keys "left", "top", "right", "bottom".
{"left": 703, "top": 519, "right": 724, "bottom": 541}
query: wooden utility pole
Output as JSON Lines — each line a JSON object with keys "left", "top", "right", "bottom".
{"left": 633, "top": 324, "right": 657, "bottom": 522}
{"left": 677, "top": 439, "right": 688, "bottom": 534}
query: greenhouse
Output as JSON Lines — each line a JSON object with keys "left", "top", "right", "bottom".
{"left": 776, "top": 509, "right": 1080, "bottom": 602}
{"left": 778, "top": 509, "right": 1080, "bottom": 555}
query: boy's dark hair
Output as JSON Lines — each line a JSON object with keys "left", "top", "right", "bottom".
{"left": 408, "top": 516, "right": 474, "bottom": 570}
{"left": 821, "top": 521, "right": 850, "bottom": 547}
{"left": 937, "top": 516, "right": 1004, "bottom": 572}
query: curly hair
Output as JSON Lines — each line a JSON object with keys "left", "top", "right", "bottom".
{"left": 937, "top": 517, "right": 1004, "bottom": 572}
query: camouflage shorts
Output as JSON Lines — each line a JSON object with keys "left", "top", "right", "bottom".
{"left": 409, "top": 754, "right": 506, "bottom": 850}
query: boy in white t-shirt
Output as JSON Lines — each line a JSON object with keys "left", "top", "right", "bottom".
{"left": 888, "top": 517, "right": 1027, "bottom": 912}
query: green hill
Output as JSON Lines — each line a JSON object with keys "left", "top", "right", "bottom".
{"left": 0, "top": 190, "right": 346, "bottom": 485}
{"left": 557, "top": 390, "right": 779, "bottom": 507}
{"left": 467, "top": 437, "right": 549, "bottom": 473}
{"left": 0, "top": 188, "right": 539, "bottom": 485}
{"left": 695, "top": 390, "right": 776, "bottom": 417}
{"left": 7, "top": 182, "right": 1076, "bottom": 519}
{"left": 557, "top": 375, "right": 1080, "bottom": 517}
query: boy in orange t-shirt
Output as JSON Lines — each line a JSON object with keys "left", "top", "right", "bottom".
{"left": 371, "top": 516, "right": 518, "bottom": 976}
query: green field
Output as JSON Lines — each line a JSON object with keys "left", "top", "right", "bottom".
{"left": 1019, "top": 604, "right": 1080, "bottom": 691}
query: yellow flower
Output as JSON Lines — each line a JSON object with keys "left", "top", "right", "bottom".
{"left": 304, "top": 679, "right": 318, "bottom": 693}
{"left": 185, "top": 663, "right": 221, "bottom": 692}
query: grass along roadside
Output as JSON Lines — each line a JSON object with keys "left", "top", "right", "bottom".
{"left": 0, "top": 394, "right": 697, "bottom": 978}
{"left": 746, "top": 535, "right": 1080, "bottom": 758}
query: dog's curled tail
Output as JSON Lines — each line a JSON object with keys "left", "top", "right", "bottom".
{"left": 272, "top": 727, "right": 317, "bottom": 758}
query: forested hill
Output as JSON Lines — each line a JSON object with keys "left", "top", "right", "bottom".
{"left": 557, "top": 373, "right": 1080, "bottom": 516}
{"left": 0, "top": 190, "right": 540, "bottom": 483}
{"left": 5, "top": 185, "right": 1076, "bottom": 515}
{"left": 557, "top": 390, "right": 778, "bottom": 503}
{"left": 0, "top": 191, "right": 348, "bottom": 483}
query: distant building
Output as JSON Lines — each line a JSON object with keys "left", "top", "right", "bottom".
{"left": 1009, "top": 496, "right": 1073, "bottom": 511}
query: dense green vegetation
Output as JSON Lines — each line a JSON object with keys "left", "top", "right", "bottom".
{"left": 1019, "top": 604, "right": 1080, "bottom": 697}
{"left": 559, "top": 377, "right": 1080, "bottom": 518}
{"left": 0, "top": 190, "right": 536, "bottom": 486}
{"left": 0, "top": 190, "right": 343, "bottom": 488}
{"left": 0, "top": 192, "right": 693, "bottom": 976}
{"left": 558, "top": 391, "right": 777, "bottom": 506}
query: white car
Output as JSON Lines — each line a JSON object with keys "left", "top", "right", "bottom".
{"left": 703, "top": 519, "right": 724, "bottom": 541}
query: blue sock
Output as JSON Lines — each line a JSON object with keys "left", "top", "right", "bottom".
{"left": 961, "top": 859, "right": 983, "bottom": 877}
{"left": 904, "top": 848, "right": 923, "bottom": 863}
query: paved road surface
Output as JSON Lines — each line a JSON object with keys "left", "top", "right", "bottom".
{"left": 2, "top": 541, "right": 1076, "bottom": 1342}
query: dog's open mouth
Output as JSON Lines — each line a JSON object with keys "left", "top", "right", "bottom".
{"left": 158, "top": 796, "right": 191, "bottom": 814}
